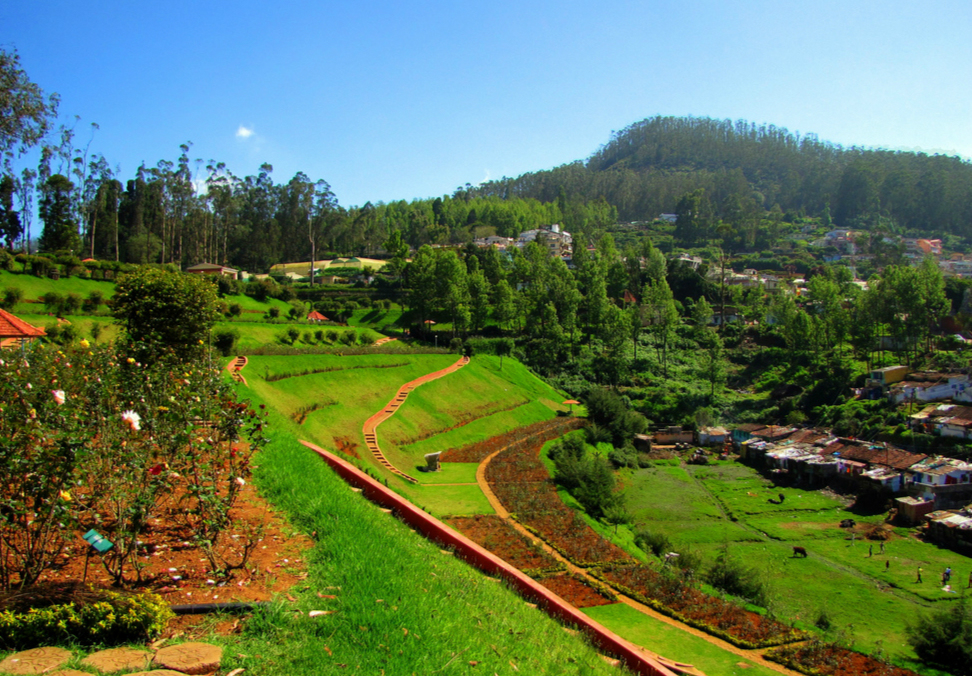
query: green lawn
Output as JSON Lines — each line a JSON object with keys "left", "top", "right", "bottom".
{"left": 585, "top": 604, "right": 779, "bottom": 676}
{"left": 0, "top": 270, "right": 117, "bottom": 300}
{"left": 378, "top": 356, "right": 568, "bottom": 474}
{"left": 625, "top": 457, "right": 972, "bottom": 668}
{"left": 215, "top": 320, "right": 383, "bottom": 351}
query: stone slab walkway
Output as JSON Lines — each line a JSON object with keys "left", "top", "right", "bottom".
{"left": 227, "top": 355, "right": 248, "bottom": 386}
{"left": 0, "top": 643, "right": 222, "bottom": 676}
{"left": 361, "top": 355, "right": 469, "bottom": 482}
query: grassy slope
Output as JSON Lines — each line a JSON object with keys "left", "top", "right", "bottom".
{"left": 625, "top": 459, "right": 970, "bottom": 671}
{"left": 586, "top": 604, "right": 778, "bottom": 676}
{"left": 0, "top": 270, "right": 117, "bottom": 300}
{"left": 224, "top": 381, "right": 625, "bottom": 676}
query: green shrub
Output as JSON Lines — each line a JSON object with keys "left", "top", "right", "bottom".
{"left": 0, "top": 588, "right": 172, "bottom": 649}
{"left": 213, "top": 328, "right": 240, "bottom": 357}
{"left": 706, "top": 544, "right": 768, "bottom": 607}
{"left": 634, "top": 528, "right": 672, "bottom": 558}
{"left": 90, "top": 323, "right": 102, "bottom": 341}
{"left": 325, "top": 329, "right": 338, "bottom": 343}
{"left": 1, "top": 287, "right": 23, "bottom": 310}
{"left": 41, "top": 291, "right": 64, "bottom": 315}
{"left": 227, "top": 302, "right": 243, "bottom": 318}
{"left": 266, "top": 306, "right": 280, "bottom": 320}
{"left": 0, "top": 250, "right": 13, "bottom": 271}
{"left": 906, "top": 595, "right": 972, "bottom": 674}
{"left": 62, "top": 293, "right": 82, "bottom": 315}
{"left": 339, "top": 330, "right": 356, "bottom": 345}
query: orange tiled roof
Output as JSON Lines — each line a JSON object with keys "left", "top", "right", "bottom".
{"left": 0, "top": 309, "right": 45, "bottom": 338}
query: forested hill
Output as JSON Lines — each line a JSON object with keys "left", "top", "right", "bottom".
{"left": 471, "top": 116, "right": 972, "bottom": 237}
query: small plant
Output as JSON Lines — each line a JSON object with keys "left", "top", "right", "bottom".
{"left": 266, "top": 305, "right": 280, "bottom": 320}
{"left": 0, "top": 586, "right": 173, "bottom": 648}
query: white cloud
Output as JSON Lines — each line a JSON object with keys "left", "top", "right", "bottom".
{"left": 236, "top": 125, "right": 254, "bottom": 139}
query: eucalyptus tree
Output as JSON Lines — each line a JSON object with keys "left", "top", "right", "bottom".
{"left": 0, "top": 175, "right": 20, "bottom": 249}
{"left": 0, "top": 48, "right": 60, "bottom": 167}
{"left": 38, "top": 173, "right": 80, "bottom": 253}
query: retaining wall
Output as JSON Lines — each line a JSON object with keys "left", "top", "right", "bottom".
{"left": 301, "top": 440, "right": 677, "bottom": 676}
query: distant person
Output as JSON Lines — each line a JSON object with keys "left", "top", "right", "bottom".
{"left": 879, "top": 541, "right": 885, "bottom": 555}
{"left": 886, "top": 560, "right": 890, "bottom": 571}
{"left": 917, "top": 566, "right": 923, "bottom": 583}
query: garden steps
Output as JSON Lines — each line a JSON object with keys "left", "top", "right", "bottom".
{"left": 373, "top": 336, "right": 398, "bottom": 346}
{"left": 361, "top": 355, "right": 470, "bottom": 483}
{"left": 227, "top": 355, "right": 248, "bottom": 386}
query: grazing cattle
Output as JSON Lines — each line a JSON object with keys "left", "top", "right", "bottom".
{"left": 792, "top": 546, "right": 808, "bottom": 558}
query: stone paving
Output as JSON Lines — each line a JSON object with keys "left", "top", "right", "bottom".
{"left": 0, "top": 642, "right": 222, "bottom": 675}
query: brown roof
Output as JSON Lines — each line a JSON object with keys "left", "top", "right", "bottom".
{"left": 0, "top": 309, "right": 45, "bottom": 338}
{"left": 307, "top": 311, "right": 329, "bottom": 321}
{"left": 735, "top": 423, "right": 768, "bottom": 434}
{"left": 823, "top": 442, "right": 927, "bottom": 471}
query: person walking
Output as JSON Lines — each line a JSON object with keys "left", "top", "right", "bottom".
{"left": 879, "top": 541, "right": 885, "bottom": 554}
{"left": 917, "top": 566, "right": 923, "bottom": 583}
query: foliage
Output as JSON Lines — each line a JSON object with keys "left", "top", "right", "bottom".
{"left": 0, "top": 340, "right": 267, "bottom": 588}
{"left": 906, "top": 596, "right": 972, "bottom": 675}
{"left": 213, "top": 327, "right": 240, "bottom": 356}
{"left": 0, "top": 48, "right": 59, "bottom": 162}
{"left": 584, "top": 387, "right": 647, "bottom": 446}
{"left": 0, "top": 588, "right": 172, "bottom": 649}
{"left": 705, "top": 543, "right": 768, "bottom": 606}
{"left": 112, "top": 268, "right": 219, "bottom": 362}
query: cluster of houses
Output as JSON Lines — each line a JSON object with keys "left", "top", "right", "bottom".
{"left": 473, "top": 224, "right": 573, "bottom": 259}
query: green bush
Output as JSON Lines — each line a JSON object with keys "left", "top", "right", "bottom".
{"left": 266, "top": 306, "right": 280, "bottom": 319}
{"left": 706, "top": 544, "right": 768, "bottom": 607}
{"left": 0, "top": 588, "right": 172, "bottom": 649}
{"left": 634, "top": 528, "right": 672, "bottom": 558}
{"left": 907, "top": 595, "right": 972, "bottom": 674}
{"left": 1, "top": 287, "right": 23, "bottom": 310}
{"left": 41, "top": 291, "right": 64, "bottom": 315}
{"left": 0, "top": 250, "right": 13, "bottom": 271}
{"left": 213, "top": 328, "right": 240, "bottom": 357}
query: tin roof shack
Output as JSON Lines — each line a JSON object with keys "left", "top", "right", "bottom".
{"left": 654, "top": 426, "right": 694, "bottom": 445}
{"left": 738, "top": 438, "right": 775, "bottom": 463}
{"left": 697, "top": 426, "right": 729, "bottom": 446}
{"left": 895, "top": 496, "right": 936, "bottom": 526}
{"left": 923, "top": 510, "right": 972, "bottom": 553}
{"left": 732, "top": 423, "right": 768, "bottom": 445}
{"left": 764, "top": 444, "right": 838, "bottom": 486}
{"left": 936, "top": 407, "right": 972, "bottom": 440}
{"left": 888, "top": 372, "right": 970, "bottom": 405}
{"left": 908, "top": 456, "right": 972, "bottom": 508}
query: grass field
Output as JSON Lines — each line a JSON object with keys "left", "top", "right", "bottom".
{"left": 0, "top": 270, "right": 117, "bottom": 301}
{"left": 378, "top": 356, "right": 568, "bottom": 477}
{"left": 585, "top": 604, "right": 779, "bottom": 676}
{"left": 214, "top": 320, "right": 382, "bottom": 351}
{"left": 625, "top": 457, "right": 972, "bottom": 669}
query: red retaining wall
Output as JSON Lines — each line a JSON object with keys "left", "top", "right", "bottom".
{"left": 300, "top": 440, "right": 677, "bottom": 676}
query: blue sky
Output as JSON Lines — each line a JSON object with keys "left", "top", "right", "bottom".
{"left": 3, "top": 1, "right": 971, "bottom": 208}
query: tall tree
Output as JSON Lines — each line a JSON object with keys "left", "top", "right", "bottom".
{"left": 0, "top": 49, "right": 59, "bottom": 166}
{"left": 38, "top": 174, "right": 80, "bottom": 253}
{"left": 0, "top": 174, "right": 21, "bottom": 249}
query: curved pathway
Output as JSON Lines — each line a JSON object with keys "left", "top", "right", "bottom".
{"left": 362, "top": 355, "right": 470, "bottom": 483}
{"left": 373, "top": 336, "right": 398, "bottom": 347}
{"left": 475, "top": 449, "right": 803, "bottom": 676}
{"left": 227, "top": 355, "right": 248, "bottom": 386}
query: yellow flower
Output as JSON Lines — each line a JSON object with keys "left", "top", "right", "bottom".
{"left": 59, "top": 490, "right": 71, "bottom": 501}
{"left": 79, "top": 339, "right": 90, "bottom": 348}
{"left": 126, "top": 357, "right": 135, "bottom": 364}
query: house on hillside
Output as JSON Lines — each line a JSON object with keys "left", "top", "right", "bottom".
{"left": 185, "top": 263, "right": 239, "bottom": 280}
{"left": 888, "top": 372, "right": 971, "bottom": 405}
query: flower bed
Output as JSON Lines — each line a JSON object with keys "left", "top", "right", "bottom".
{"left": 486, "top": 436, "right": 631, "bottom": 568}
{"left": 445, "top": 515, "right": 563, "bottom": 577}
{"left": 596, "top": 564, "right": 805, "bottom": 649}
{"left": 441, "top": 417, "right": 584, "bottom": 463}
{"left": 538, "top": 573, "right": 617, "bottom": 609}
{"left": 766, "top": 641, "right": 921, "bottom": 676}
